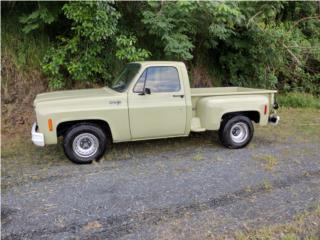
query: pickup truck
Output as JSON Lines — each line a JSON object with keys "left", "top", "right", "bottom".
{"left": 32, "top": 61, "right": 279, "bottom": 164}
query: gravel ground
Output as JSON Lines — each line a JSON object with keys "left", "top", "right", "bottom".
{"left": 1, "top": 108, "right": 320, "bottom": 239}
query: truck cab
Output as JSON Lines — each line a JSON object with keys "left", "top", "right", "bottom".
{"left": 126, "top": 62, "right": 191, "bottom": 139}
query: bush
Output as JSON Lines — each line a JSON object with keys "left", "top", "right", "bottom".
{"left": 278, "top": 93, "right": 320, "bottom": 109}
{"left": 37, "top": 2, "right": 149, "bottom": 89}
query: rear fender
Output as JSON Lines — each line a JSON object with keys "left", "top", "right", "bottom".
{"left": 196, "top": 95, "right": 269, "bottom": 130}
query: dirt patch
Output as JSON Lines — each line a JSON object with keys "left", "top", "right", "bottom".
{"left": 1, "top": 55, "right": 48, "bottom": 136}
{"left": 190, "top": 65, "right": 214, "bottom": 87}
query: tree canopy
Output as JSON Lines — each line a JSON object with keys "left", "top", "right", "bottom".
{"left": 2, "top": 1, "right": 320, "bottom": 94}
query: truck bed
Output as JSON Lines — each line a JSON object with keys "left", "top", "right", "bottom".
{"left": 191, "top": 87, "right": 277, "bottom": 97}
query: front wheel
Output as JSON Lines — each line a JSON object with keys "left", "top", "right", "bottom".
{"left": 63, "top": 123, "right": 108, "bottom": 164}
{"left": 219, "top": 115, "right": 254, "bottom": 149}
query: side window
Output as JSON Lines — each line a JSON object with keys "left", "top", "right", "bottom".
{"left": 133, "top": 66, "right": 181, "bottom": 93}
{"left": 146, "top": 67, "right": 180, "bottom": 92}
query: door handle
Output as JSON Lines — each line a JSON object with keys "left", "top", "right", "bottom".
{"left": 173, "top": 94, "right": 184, "bottom": 98}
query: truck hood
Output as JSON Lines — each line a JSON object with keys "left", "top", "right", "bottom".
{"left": 34, "top": 87, "right": 117, "bottom": 105}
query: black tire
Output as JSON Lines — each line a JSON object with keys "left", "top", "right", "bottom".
{"left": 63, "top": 123, "right": 109, "bottom": 164}
{"left": 218, "top": 115, "right": 254, "bottom": 149}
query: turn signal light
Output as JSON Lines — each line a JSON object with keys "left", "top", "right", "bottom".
{"left": 48, "top": 119, "right": 53, "bottom": 131}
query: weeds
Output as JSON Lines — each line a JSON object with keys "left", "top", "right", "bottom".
{"left": 192, "top": 152, "right": 204, "bottom": 161}
{"left": 2, "top": 13, "right": 51, "bottom": 71}
{"left": 254, "top": 154, "right": 278, "bottom": 171}
{"left": 278, "top": 93, "right": 320, "bottom": 109}
{"left": 262, "top": 180, "right": 273, "bottom": 192}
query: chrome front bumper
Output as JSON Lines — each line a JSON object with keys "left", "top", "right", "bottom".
{"left": 31, "top": 123, "right": 45, "bottom": 146}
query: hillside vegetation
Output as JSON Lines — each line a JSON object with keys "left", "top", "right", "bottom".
{"left": 1, "top": 1, "right": 320, "bottom": 132}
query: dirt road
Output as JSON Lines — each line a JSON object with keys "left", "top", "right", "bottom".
{"left": 1, "top": 108, "right": 320, "bottom": 239}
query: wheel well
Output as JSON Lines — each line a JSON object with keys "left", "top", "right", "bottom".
{"left": 57, "top": 120, "right": 113, "bottom": 141}
{"left": 222, "top": 111, "right": 260, "bottom": 123}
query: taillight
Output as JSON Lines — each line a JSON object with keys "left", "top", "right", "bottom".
{"left": 264, "top": 105, "right": 268, "bottom": 115}
{"left": 48, "top": 118, "right": 53, "bottom": 131}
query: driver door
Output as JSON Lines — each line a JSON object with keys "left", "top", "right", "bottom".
{"left": 128, "top": 66, "right": 187, "bottom": 139}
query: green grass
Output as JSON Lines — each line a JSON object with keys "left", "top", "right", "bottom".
{"left": 278, "top": 93, "right": 320, "bottom": 109}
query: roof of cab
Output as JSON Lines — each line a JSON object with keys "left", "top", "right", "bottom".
{"left": 132, "top": 61, "right": 185, "bottom": 67}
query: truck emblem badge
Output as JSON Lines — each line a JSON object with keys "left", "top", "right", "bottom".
{"left": 109, "top": 100, "right": 121, "bottom": 105}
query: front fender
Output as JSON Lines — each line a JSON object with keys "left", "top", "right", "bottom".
{"left": 35, "top": 97, "right": 130, "bottom": 145}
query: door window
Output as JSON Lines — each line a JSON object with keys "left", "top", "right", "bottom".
{"left": 133, "top": 66, "right": 181, "bottom": 93}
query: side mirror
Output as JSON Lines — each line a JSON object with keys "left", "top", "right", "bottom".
{"left": 138, "top": 87, "right": 151, "bottom": 96}
{"left": 144, "top": 88, "right": 151, "bottom": 95}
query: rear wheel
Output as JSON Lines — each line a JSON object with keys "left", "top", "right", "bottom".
{"left": 219, "top": 115, "right": 254, "bottom": 149}
{"left": 63, "top": 123, "right": 108, "bottom": 164}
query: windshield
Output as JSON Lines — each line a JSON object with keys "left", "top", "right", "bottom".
{"left": 110, "top": 63, "right": 141, "bottom": 92}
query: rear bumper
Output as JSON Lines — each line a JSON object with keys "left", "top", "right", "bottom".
{"left": 31, "top": 123, "right": 45, "bottom": 146}
{"left": 268, "top": 115, "right": 280, "bottom": 126}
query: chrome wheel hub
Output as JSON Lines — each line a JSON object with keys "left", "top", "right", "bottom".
{"left": 230, "top": 122, "right": 249, "bottom": 143}
{"left": 72, "top": 133, "right": 99, "bottom": 158}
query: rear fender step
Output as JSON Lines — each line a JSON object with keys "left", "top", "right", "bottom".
{"left": 191, "top": 117, "right": 206, "bottom": 132}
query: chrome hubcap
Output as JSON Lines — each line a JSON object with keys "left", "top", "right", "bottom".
{"left": 72, "top": 133, "right": 99, "bottom": 158}
{"left": 230, "top": 122, "right": 249, "bottom": 143}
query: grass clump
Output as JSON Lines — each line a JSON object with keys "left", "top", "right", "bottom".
{"left": 262, "top": 180, "right": 273, "bottom": 191}
{"left": 278, "top": 93, "right": 320, "bottom": 109}
{"left": 192, "top": 152, "right": 204, "bottom": 161}
{"left": 281, "top": 234, "right": 299, "bottom": 240}
{"left": 254, "top": 154, "right": 278, "bottom": 171}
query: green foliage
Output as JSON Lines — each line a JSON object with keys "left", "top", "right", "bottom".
{"left": 208, "top": 2, "right": 243, "bottom": 46}
{"left": 5, "top": 1, "right": 320, "bottom": 94}
{"left": 19, "top": 2, "right": 60, "bottom": 34}
{"left": 220, "top": 25, "right": 285, "bottom": 88}
{"left": 278, "top": 92, "right": 320, "bottom": 109}
{"left": 39, "top": 2, "right": 152, "bottom": 89}
{"left": 141, "top": 2, "right": 198, "bottom": 60}
{"left": 42, "top": 2, "right": 121, "bottom": 88}
{"left": 2, "top": 9, "right": 51, "bottom": 70}
{"left": 219, "top": 2, "right": 320, "bottom": 92}
{"left": 62, "top": 2, "right": 119, "bottom": 41}
{"left": 116, "top": 35, "right": 151, "bottom": 62}
{"left": 139, "top": 1, "right": 319, "bottom": 94}
{"left": 162, "top": 33, "right": 194, "bottom": 60}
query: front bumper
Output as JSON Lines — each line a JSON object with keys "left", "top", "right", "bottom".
{"left": 31, "top": 123, "right": 45, "bottom": 146}
{"left": 268, "top": 115, "right": 280, "bottom": 126}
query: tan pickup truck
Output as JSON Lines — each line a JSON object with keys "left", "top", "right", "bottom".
{"left": 32, "top": 61, "right": 279, "bottom": 164}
